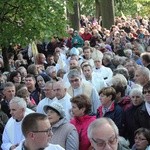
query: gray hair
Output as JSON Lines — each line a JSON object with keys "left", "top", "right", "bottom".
{"left": 111, "top": 74, "right": 127, "bottom": 87}
{"left": 129, "top": 85, "right": 143, "bottom": 98}
{"left": 87, "top": 118, "right": 119, "bottom": 139}
{"left": 67, "top": 68, "right": 81, "bottom": 79}
{"left": 136, "top": 66, "right": 150, "bottom": 79}
{"left": 10, "top": 96, "right": 27, "bottom": 109}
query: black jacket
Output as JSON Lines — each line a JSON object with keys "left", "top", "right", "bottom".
{"left": 134, "top": 103, "right": 150, "bottom": 130}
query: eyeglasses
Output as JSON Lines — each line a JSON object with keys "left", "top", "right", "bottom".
{"left": 32, "top": 128, "right": 53, "bottom": 135}
{"left": 69, "top": 78, "right": 80, "bottom": 83}
{"left": 143, "top": 90, "right": 150, "bottom": 94}
{"left": 92, "top": 135, "right": 118, "bottom": 148}
{"left": 134, "top": 137, "right": 147, "bottom": 141}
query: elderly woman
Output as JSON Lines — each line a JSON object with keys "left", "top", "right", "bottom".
{"left": 70, "top": 94, "right": 96, "bottom": 150}
{"left": 43, "top": 102, "right": 79, "bottom": 150}
{"left": 97, "top": 86, "right": 123, "bottom": 134}
{"left": 132, "top": 128, "right": 150, "bottom": 150}
{"left": 123, "top": 85, "right": 144, "bottom": 147}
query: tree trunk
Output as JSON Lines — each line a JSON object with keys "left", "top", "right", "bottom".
{"left": 68, "top": 0, "right": 80, "bottom": 30}
{"left": 100, "top": 0, "right": 115, "bottom": 29}
{"left": 95, "top": 0, "right": 101, "bottom": 20}
{"left": 2, "top": 47, "right": 10, "bottom": 71}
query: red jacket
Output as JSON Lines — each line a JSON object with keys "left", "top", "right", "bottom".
{"left": 70, "top": 115, "right": 96, "bottom": 150}
{"left": 81, "top": 33, "right": 92, "bottom": 41}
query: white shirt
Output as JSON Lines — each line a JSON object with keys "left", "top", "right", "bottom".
{"left": 93, "top": 65, "right": 113, "bottom": 85}
{"left": 15, "top": 141, "right": 65, "bottom": 150}
{"left": 36, "top": 97, "right": 57, "bottom": 114}
{"left": 84, "top": 72, "right": 107, "bottom": 92}
{"left": 57, "top": 93, "right": 72, "bottom": 121}
{"left": 1, "top": 111, "right": 32, "bottom": 150}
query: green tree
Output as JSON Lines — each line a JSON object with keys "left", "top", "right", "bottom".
{"left": 0, "top": 0, "right": 68, "bottom": 71}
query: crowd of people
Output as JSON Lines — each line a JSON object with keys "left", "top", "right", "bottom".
{"left": 0, "top": 15, "right": 149, "bottom": 150}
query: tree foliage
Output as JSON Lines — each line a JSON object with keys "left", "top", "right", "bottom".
{"left": 0, "top": 0, "right": 67, "bottom": 46}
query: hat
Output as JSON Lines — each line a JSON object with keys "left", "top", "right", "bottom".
{"left": 43, "top": 102, "right": 65, "bottom": 118}
{"left": 92, "top": 49, "right": 103, "bottom": 61}
{"left": 70, "top": 47, "right": 80, "bottom": 56}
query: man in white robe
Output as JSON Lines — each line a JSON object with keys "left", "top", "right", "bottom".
{"left": 1, "top": 97, "right": 33, "bottom": 150}
{"left": 36, "top": 81, "right": 57, "bottom": 114}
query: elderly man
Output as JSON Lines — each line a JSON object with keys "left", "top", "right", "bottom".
{"left": 36, "top": 81, "right": 57, "bottom": 114}
{"left": 87, "top": 118, "right": 130, "bottom": 150}
{"left": 15, "top": 113, "right": 64, "bottom": 150}
{"left": 134, "top": 81, "right": 150, "bottom": 130}
{"left": 53, "top": 80, "right": 72, "bottom": 121}
{"left": 134, "top": 66, "right": 150, "bottom": 86}
{"left": 1, "top": 97, "right": 33, "bottom": 150}
{"left": 67, "top": 69, "right": 100, "bottom": 114}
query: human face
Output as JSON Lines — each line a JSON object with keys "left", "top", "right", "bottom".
{"left": 3, "top": 86, "right": 15, "bottom": 101}
{"left": 44, "top": 84, "right": 55, "bottom": 99}
{"left": 130, "top": 94, "right": 143, "bottom": 106}
{"left": 53, "top": 83, "right": 66, "bottom": 99}
{"left": 124, "top": 62, "right": 135, "bottom": 78}
{"left": 134, "top": 70, "right": 145, "bottom": 86}
{"left": 82, "top": 66, "right": 92, "bottom": 80}
{"left": 19, "top": 68, "right": 27, "bottom": 77}
{"left": 9, "top": 102, "right": 25, "bottom": 121}
{"left": 32, "top": 119, "right": 52, "bottom": 149}
{"left": 90, "top": 123, "right": 118, "bottom": 150}
{"left": 100, "top": 94, "right": 112, "bottom": 107}
{"left": 25, "top": 77, "right": 35, "bottom": 88}
{"left": 39, "top": 54, "right": 46, "bottom": 64}
{"left": 69, "top": 77, "right": 81, "bottom": 89}
{"left": 46, "top": 109, "right": 61, "bottom": 125}
{"left": 134, "top": 133, "right": 149, "bottom": 150}
{"left": 83, "top": 49, "right": 91, "bottom": 59}
{"left": 69, "top": 60, "right": 78, "bottom": 69}
{"left": 94, "top": 60, "right": 102, "bottom": 69}
{"left": 13, "top": 73, "right": 21, "bottom": 83}
{"left": 37, "top": 75, "right": 45, "bottom": 89}
{"left": 71, "top": 103, "right": 85, "bottom": 117}
{"left": 143, "top": 88, "right": 150, "bottom": 104}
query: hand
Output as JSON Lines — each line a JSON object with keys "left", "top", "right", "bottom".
{"left": 10, "top": 144, "right": 19, "bottom": 150}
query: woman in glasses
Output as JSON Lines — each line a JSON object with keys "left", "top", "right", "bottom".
{"left": 132, "top": 128, "right": 150, "bottom": 150}
{"left": 43, "top": 102, "right": 79, "bottom": 150}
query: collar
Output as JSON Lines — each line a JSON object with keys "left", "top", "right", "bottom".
{"left": 145, "top": 102, "right": 150, "bottom": 116}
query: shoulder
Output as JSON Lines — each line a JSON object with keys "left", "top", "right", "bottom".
{"left": 45, "top": 144, "right": 65, "bottom": 150}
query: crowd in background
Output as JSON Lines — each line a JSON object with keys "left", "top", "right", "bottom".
{"left": 0, "top": 15, "right": 149, "bottom": 150}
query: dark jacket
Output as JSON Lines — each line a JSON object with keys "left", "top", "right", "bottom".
{"left": 97, "top": 102, "right": 123, "bottom": 134}
{"left": 123, "top": 103, "right": 144, "bottom": 147}
{"left": 134, "top": 103, "right": 150, "bottom": 130}
{"left": 1, "top": 100, "right": 11, "bottom": 118}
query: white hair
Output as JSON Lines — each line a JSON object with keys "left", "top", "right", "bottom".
{"left": 10, "top": 96, "right": 27, "bottom": 109}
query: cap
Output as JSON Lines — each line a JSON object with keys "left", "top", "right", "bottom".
{"left": 43, "top": 102, "right": 65, "bottom": 118}
{"left": 70, "top": 47, "right": 80, "bottom": 56}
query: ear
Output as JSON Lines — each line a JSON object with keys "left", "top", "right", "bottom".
{"left": 81, "top": 107, "right": 86, "bottom": 113}
{"left": 28, "top": 132, "right": 35, "bottom": 139}
{"left": 108, "top": 95, "right": 112, "bottom": 100}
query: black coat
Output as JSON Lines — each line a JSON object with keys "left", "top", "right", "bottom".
{"left": 122, "top": 103, "right": 143, "bottom": 147}
{"left": 134, "top": 103, "right": 150, "bottom": 130}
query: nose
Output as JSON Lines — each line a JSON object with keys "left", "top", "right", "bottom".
{"left": 104, "top": 142, "right": 112, "bottom": 150}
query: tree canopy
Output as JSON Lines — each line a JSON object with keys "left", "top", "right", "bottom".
{"left": 0, "top": 0, "right": 67, "bottom": 46}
